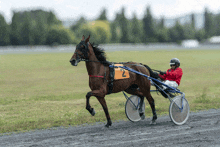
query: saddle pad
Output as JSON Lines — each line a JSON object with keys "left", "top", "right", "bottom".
{"left": 114, "top": 64, "right": 130, "bottom": 80}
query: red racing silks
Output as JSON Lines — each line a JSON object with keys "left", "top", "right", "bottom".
{"left": 159, "top": 67, "right": 183, "bottom": 85}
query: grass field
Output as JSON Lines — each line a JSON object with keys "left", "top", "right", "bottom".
{"left": 1, "top": 49, "right": 220, "bottom": 133}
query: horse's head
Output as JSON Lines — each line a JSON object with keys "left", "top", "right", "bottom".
{"left": 70, "top": 35, "right": 91, "bottom": 66}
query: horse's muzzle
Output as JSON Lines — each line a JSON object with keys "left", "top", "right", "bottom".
{"left": 70, "top": 59, "right": 79, "bottom": 66}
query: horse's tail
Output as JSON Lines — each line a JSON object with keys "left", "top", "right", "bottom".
{"left": 142, "top": 64, "right": 160, "bottom": 79}
{"left": 143, "top": 64, "right": 168, "bottom": 97}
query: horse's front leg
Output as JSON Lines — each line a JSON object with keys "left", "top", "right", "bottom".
{"left": 85, "top": 89, "right": 107, "bottom": 117}
{"left": 96, "top": 96, "right": 112, "bottom": 128}
{"left": 86, "top": 88, "right": 111, "bottom": 127}
{"left": 86, "top": 92, "right": 96, "bottom": 116}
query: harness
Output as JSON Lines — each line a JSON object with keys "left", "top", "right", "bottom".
{"left": 74, "top": 41, "right": 154, "bottom": 95}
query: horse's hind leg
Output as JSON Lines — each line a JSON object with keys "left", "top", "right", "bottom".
{"left": 125, "top": 86, "right": 145, "bottom": 119}
{"left": 138, "top": 96, "right": 145, "bottom": 120}
{"left": 96, "top": 97, "right": 112, "bottom": 127}
{"left": 145, "top": 93, "right": 157, "bottom": 125}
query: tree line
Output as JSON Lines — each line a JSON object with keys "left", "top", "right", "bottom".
{"left": 0, "top": 10, "right": 75, "bottom": 46}
{"left": 0, "top": 7, "right": 220, "bottom": 46}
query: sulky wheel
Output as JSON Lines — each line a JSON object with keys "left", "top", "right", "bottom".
{"left": 125, "top": 95, "right": 145, "bottom": 122}
{"left": 169, "top": 95, "right": 190, "bottom": 125}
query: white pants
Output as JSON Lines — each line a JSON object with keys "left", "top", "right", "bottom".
{"left": 162, "top": 80, "right": 178, "bottom": 90}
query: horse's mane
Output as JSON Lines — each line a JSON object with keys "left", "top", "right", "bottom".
{"left": 91, "top": 43, "right": 110, "bottom": 66}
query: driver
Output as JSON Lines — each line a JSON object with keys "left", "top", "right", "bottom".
{"left": 159, "top": 58, "right": 183, "bottom": 90}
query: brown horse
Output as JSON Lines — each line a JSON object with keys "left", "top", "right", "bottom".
{"left": 70, "top": 35, "right": 157, "bottom": 127}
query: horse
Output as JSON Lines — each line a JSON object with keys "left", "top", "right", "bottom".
{"left": 69, "top": 35, "right": 158, "bottom": 127}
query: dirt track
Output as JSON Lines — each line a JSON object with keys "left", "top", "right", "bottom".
{"left": 0, "top": 109, "right": 220, "bottom": 147}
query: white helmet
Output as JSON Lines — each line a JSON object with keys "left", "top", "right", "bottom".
{"left": 170, "top": 58, "right": 180, "bottom": 67}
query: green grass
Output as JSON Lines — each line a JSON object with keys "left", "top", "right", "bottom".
{"left": 1, "top": 49, "right": 220, "bottom": 133}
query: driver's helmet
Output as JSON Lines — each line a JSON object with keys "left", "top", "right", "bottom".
{"left": 170, "top": 58, "right": 180, "bottom": 67}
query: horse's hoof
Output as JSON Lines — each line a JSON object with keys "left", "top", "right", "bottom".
{"left": 140, "top": 113, "right": 145, "bottom": 120}
{"left": 91, "top": 108, "right": 96, "bottom": 116}
{"left": 105, "top": 121, "right": 112, "bottom": 128}
{"left": 105, "top": 124, "right": 112, "bottom": 128}
{"left": 150, "top": 120, "right": 156, "bottom": 125}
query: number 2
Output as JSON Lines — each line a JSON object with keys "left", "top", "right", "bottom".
{"left": 120, "top": 69, "right": 126, "bottom": 77}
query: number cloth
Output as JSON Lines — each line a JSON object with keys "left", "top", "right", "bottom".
{"left": 114, "top": 64, "right": 130, "bottom": 80}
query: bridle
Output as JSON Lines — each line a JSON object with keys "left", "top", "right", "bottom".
{"left": 74, "top": 40, "right": 89, "bottom": 62}
{"left": 74, "top": 41, "right": 110, "bottom": 64}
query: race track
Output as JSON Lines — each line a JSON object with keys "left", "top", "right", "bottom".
{"left": 0, "top": 109, "right": 220, "bottom": 147}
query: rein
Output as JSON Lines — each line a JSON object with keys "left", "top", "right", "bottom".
{"left": 74, "top": 41, "right": 161, "bottom": 77}
{"left": 78, "top": 59, "right": 161, "bottom": 78}
{"left": 151, "top": 69, "right": 162, "bottom": 72}
{"left": 79, "top": 58, "right": 146, "bottom": 66}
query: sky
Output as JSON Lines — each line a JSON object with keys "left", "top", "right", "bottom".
{"left": 0, "top": 0, "right": 220, "bottom": 22}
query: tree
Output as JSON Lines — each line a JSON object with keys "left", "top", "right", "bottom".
{"left": 169, "top": 28, "right": 178, "bottom": 43}
{"left": 85, "top": 20, "right": 111, "bottom": 44}
{"left": 118, "top": 7, "right": 130, "bottom": 43}
{"left": 175, "top": 20, "right": 185, "bottom": 40}
{"left": 131, "top": 13, "right": 142, "bottom": 43}
{"left": 195, "top": 29, "right": 205, "bottom": 42}
{"left": 111, "top": 12, "right": 122, "bottom": 43}
{"left": 97, "top": 8, "right": 107, "bottom": 21}
{"left": 143, "top": 6, "right": 156, "bottom": 43}
{"left": 159, "top": 16, "right": 165, "bottom": 29}
{"left": 94, "top": 27, "right": 108, "bottom": 44}
{"left": 71, "top": 17, "right": 86, "bottom": 31}
{"left": 0, "top": 14, "right": 10, "bottom": 46}
{"left": 204, "top": 7, "right": 214, "bottom": 38}
{"left": 20, "top": 12, "right": 34, "bottom": 45}
{"left": 156, "top": 28, "right": 170, "bottom": 42}
{"left": 155, "top": 16, "right": 170, "bottom": 42}
{"left": 70, "top": 16, "right": 87, "bottom": 39}
{"left": 169, "top": 19, "right": 185, "bottom": 43}
{"left": 110, "top": 22, "right": 118, "bottom": 43}
{"left": 34, "top": 17, "right": 47, "bottom": 45}
{"left": 47, "top": 11, "right": 61, "bottom": 26}
{"left": 46, "top": 26, "right": 73, "bottom": 45}
{"left": 10, "top": 12, "right": 20, "bottom": 45}
{"left": 7, "top": 9, "right": 73, "bottom": 46}
{"left": 214, "top": 14, "right": 220, "bottom": 36}
{"left": 183, "top": 24, "right": 195, "bottom": 39}
{"left": 191, "top": 13, "right": 195, "bottom": 30}
{"left": 79, "top": 25, "right": 94, "bottom": 42}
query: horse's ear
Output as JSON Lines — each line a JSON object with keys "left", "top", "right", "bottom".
{"left": 85, "top": 35, "right": 90, "bottom": 43}
{"left": 81, "top": 35, "right": 85, "bottom": 41}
